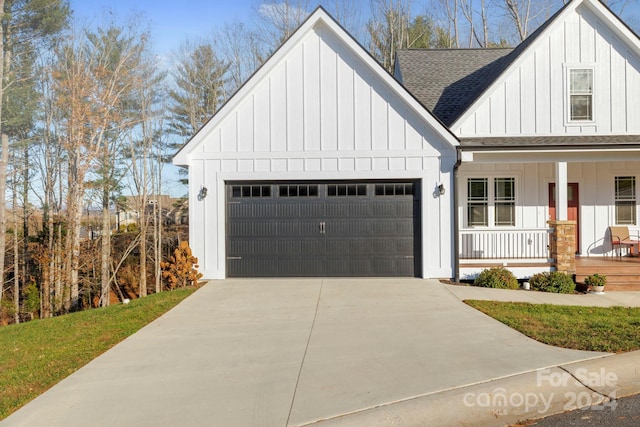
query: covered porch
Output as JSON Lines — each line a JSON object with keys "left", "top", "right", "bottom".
{"left": 455, "top": 136, "right": 640, "bottom": 288}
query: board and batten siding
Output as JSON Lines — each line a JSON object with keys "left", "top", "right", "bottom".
{"left": 184, "top": 21, "right": 456, "bottom": 280}
{"left": 455, "top": 4, "right": 640, "bottom": 137}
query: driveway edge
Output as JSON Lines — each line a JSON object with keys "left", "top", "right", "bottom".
{"left": 302, "top": 351, "right": 640, "bottom": 427}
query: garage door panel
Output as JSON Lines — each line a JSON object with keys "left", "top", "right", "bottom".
{"left": 327, "top": 257, "right": 374, "bottom": 276}
{"left": 325, "top": 220, "right": 372, "bottom": 237}
{"left": 226, "top": 181, "right": 420, "bottom": 277}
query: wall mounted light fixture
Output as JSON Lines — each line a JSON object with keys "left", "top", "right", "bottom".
{"left": 198, "top": 186, "right": 208, "bottom": 201}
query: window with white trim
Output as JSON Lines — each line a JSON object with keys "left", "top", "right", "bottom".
{"left": 495, "top": 178, "right": 515, "bottom": 226}
{"left": 467, "top": 178, "right": 488, "bottom": 226}
{"left": 569, "top": 68, "right": 593, "bottom": 121}
{"left": 466, "top": 177, "right": 516, "bottom": 227}
{"left": 615, "top": 176, "right": 636, "bottom": 225}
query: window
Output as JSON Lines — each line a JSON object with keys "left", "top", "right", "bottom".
{"left": 278, "top": 184, "right": 318, "bottom": 197}
{"left": 569, "top": 69, "right": 593, "bottom": 121}
{"left": 231, "top": 185, "right": 272, "bottom": 198}
{"left": 467, "top": 178, "right": 488, "bottom": 226}
{"left": 374, "top": 183, "right": 413, "bottom": 196}
{"left": 466, "top": 177, "right": 516, "bottom": 227}
{"left": 615, "top": 176, "right": 636, "bottom": 225}
{"left": 495, "top": 178, "right": 515, "bottom": 226}
{"left": 327, "top": 184, "right": 367, "bottom": 197}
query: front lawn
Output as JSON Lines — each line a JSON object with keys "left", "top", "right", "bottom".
{"left": 465, "top": 300, "right": 640, "bottom": 353}
{"left": 0, "top": 287, "right": 197, "bottom": 420}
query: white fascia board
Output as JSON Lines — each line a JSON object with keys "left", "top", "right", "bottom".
{"left": 173, "top": 8, "right": 458, "bottom": 167}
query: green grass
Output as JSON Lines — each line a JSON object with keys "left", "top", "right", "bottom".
{"left": 465, "top": 300, "right": 640, "bottom": 353}
{"left": 0, "top": 287, "right": 197, "bottom": 420}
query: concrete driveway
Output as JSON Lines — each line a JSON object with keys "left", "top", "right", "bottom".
{"left": 2, "top": 279, "right": 604, "bottom": 427}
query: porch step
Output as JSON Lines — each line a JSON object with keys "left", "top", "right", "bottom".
{"left": 575, "top": 274, "right": 640, "bottom": 284}
{"left": 576, "top": 256, "right": 640, "bottom": 291}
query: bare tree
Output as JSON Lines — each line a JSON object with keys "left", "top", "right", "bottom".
{"left": 435, "top": 0, "right": 460, "bottom": 48}
{"left": 33, "top": 55, "right": 66, "bottom": 316}
{"left": 53, "top": 19, "right": 147, "bottom": 310}
{"left": 0, "top": 0, "right": 68, "bottom": 318}
{"left": 124, "top": 50, "right": 165, "bottom": 299}
{"left": 502, "top": 0, "right": 532, "bottom": 42}
{"left": 367, "top": 0, "right": 413, "bottom": 71}
{"left": 254, "top": 0, "right": 312, "bottom": 50}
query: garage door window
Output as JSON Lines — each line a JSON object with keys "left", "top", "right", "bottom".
{"left": 328, "top": 184, "right": 367, "bottom": 197}
{"left": 231, "top": 185, "right": 272, "bottom": 198}
{"left": 279, "top": 184, "right": 319, "bottom": 197}
{"left": 375, "top": 183, "right": 413, "bottom": 196}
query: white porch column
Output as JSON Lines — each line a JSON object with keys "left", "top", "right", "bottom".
{"left": 555, "top": 161, "right": 568, "bottom": 221}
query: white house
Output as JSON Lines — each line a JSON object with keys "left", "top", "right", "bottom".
{"left": 174, "top": 0, "right": 640, "bottom": 282}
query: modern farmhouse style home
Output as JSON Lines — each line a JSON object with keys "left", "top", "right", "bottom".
{"left": 174, "top": 0, "right": 640, "bottom": 284}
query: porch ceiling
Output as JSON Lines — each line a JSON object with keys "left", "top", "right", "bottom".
{"left": 459, "top": 135, "right": 640, "bottom": 163}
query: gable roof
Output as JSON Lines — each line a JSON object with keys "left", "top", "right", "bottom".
{"left": 396, "top": 0, "right": 640, "bottom": 130}
{"left": 173, "top": 7, "right": 458, "bottom": 165}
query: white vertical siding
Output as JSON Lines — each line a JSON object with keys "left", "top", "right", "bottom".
{"left": 454, "top": 5, "right": 640, "bottom": 137}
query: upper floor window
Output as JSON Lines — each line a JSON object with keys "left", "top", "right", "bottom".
{"left": 615, "top": 176, "right": 636, "bottom": 225}
{"left": 569, "top": 68, "right": 593, "bottom": 121}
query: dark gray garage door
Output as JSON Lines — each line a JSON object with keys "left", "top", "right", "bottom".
{"left": 226, "top": 181, "right": 421, "bottom": 277}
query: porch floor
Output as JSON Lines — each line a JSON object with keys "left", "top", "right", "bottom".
{"left": 576, "top": 256, "right": 640, "bottom": 291}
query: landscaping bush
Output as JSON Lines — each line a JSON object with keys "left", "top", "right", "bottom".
{"left": 528, "top": 272, "right": 549, "bottom": 291}
{"left": 528, "top": 271, "right": 575, "bottom": 294}
{"left": 474, "top": 267, "right": 519, "bottom": 289}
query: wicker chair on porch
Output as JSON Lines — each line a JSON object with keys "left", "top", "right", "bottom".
{"left": 609, "top": 226, "right": 640, "bottom": 257}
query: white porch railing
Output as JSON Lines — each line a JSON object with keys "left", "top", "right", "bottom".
{"left": 460, "top": 228, "right": 551, "bottom": 259}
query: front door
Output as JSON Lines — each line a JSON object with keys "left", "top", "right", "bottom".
{"left": 549, "top": 183, "right": 580, "bottom": 254}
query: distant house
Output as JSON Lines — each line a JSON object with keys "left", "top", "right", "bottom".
{"left": 174, "top": 0, "right": 640, "bottom": 281}
{"left": 116, "top": 195, "right": 187, "bottom": 229}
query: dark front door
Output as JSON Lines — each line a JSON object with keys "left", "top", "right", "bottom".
{"left": 226, "top": 181, "right": 421, "bottom": 277}
{"left": 549, "top": 182, "right": 580, "bottom": 254}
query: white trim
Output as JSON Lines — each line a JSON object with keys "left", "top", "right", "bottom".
{"left": 564, "top": 64, "right": 596, "bottom": 125}
{"left": 612, "top": 174, "right": 638, "bottom": 226}
{"left": 458, "top": 173, "right": 522, "bottom": 229}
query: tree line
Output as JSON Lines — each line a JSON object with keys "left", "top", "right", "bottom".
{"left": 0, "top": 0, "right": 635, "bottom": 325}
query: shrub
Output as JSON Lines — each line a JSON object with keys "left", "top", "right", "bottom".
{"left": 528, "top": 271, "right": 576, "bottom": 294}
{"left": 161, "top": 241, "right": 203, "bottom": 290}
{"left": 474, "top": 267, "right": 519, "bottom": 289}
{"left": 528, "top": 272, "right": 549, "bottom": 291}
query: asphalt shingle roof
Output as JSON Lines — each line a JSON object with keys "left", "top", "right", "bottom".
{"left": 396, "top": 48, "right": 513, "bottom": 126}
{"left": 395, "top": 1, "right": 571, "bottom": 127}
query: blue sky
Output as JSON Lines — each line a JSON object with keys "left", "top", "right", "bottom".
{"left": 70, "top": 1, "right": 640, "bottom": 56}
{"left": 69, "top": 0, "right": 257, "bottom": 56}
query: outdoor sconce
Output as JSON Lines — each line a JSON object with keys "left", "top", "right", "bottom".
{"left": 198, "top": 186, "right": 208, "bottom": 201}
{"left": 437, "top": 183, "right": 445, "bottom": 196}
